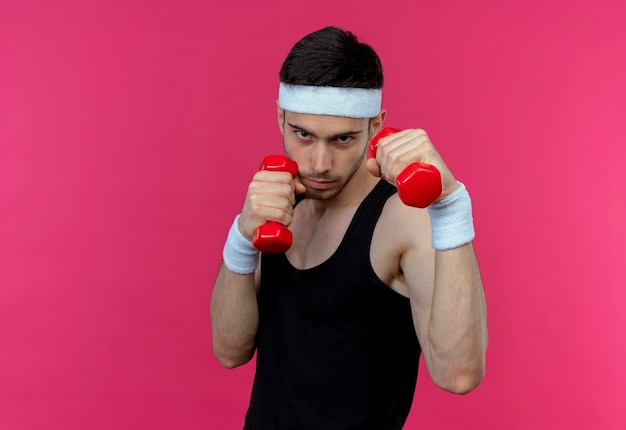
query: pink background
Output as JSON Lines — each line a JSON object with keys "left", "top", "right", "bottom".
{"left": 1, "top": 0, "right": 624, "bottom": 429}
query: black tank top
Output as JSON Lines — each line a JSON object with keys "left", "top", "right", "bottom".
{"left": 244, "top": 180, "right": 421, "bottom": 430}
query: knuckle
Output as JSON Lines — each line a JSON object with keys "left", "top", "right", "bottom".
{"left": 421, "top": 144, "right": 438, "bottom": 160}
{"left": 248, "top": 198, "right": 264, "bottom": 216}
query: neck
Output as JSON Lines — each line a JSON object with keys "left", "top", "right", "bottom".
{"left": 306, "top": 164, "right": 380, "bottom": 214}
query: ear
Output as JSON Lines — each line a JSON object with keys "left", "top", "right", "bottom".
{"left": 369, "top": 109, "right": 387, "bottom": 137}
{"left": 276, "top": 101, "right": 285, "bottom": 135}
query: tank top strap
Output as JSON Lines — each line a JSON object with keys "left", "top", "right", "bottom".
{"left": 343, "top": 179, "right": 397, "bottom": 248}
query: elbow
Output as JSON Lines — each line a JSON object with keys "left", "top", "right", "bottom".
{"left": 213, "top": 344, "right": 254, "bottom": 369}
{"left": 433, "top": 367, "right": 485, "bottom": 395}
{"left": 216, "top": 355, "right": 247, "bottom": 369}
{"left": 438, "top": 373, "right": 484, "bottom": 395}
{"left": 428, "top": 333, "right": 488, "bottom": 394}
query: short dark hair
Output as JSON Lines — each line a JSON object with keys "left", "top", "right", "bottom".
{"left": 279, "top": 26, "right": 384, "bottom": 89}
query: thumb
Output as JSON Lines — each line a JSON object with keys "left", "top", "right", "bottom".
{"left": 366, "top": 157, "right": 382, "bottom": 178}
{"left": 294, "top": 178, "right": 307, "bottom": 195}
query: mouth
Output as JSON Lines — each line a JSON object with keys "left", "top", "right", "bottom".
{"left": 303, "top": 177, "right": 337, "bottom": 190}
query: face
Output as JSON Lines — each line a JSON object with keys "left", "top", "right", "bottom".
{"left": 278, "top": 109, "right": 383, "bottom": 201}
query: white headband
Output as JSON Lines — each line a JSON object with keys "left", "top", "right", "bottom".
{"left": 278, "top": 82, "right": 382, "bottom": 118}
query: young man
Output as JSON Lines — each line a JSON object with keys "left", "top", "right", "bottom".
{"left": 211, "top": 26, "right": 488, "bottom": 429}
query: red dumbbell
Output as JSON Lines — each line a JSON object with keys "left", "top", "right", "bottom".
{"left": 251, "top": 155, "right": 298, "bottom": 254}
{"left": 369, "top": 127, "right": 442, "bottom": 208}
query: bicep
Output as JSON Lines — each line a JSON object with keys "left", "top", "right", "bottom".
{"left": 375, "top": 198, "right": 436, "bottom": 348}
{"left": 399, "top": 211, "right": 436, "bottom": 351}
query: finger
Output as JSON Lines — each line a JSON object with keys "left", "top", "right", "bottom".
{"left": 378, "top": 132, "right": 434, "bottom": 175}
{"left": 294, "top": 178, "right": 307, "bottom": 195}
{"left": 381, "top": 130, "right": 430, "bottom": 157}
{"left": 254, "top": 169, "right": 296, "bottom": 184}
{"left": 365, "top": 157, "right": 382, "bottom": 178}
{"left": 245, "top": 188, "right": 294, "bottom": 225}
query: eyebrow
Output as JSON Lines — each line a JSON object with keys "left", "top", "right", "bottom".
{"left": 286, "top": 122, "right": 365, "bottom": 139}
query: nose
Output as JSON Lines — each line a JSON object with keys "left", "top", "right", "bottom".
{"left": 310, "top": 143, "right": 332, "bottom": 174}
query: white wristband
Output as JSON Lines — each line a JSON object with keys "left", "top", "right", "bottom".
{"left": 427, "top": 181, "right": 475, "bottom": 251}
{"left": 222, "top": 215, "right": 260, "bottom": 274}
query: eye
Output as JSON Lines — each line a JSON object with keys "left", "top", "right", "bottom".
{"left": 336, "top": 135, "right": 353, "bottom": 144}
{"left": 295, "top": 130, "right": 310, "bottom": 140}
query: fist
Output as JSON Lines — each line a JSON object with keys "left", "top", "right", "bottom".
{"left": 238, "top": 158, "right": 305, "bottom": 241}
{"left": 366, "top": 128, "right": 458, "bottom": 205}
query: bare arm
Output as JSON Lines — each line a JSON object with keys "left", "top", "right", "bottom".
{"left": 210, "top": 167, "right": 305, "bottom": 369}
{"left": 368, "top": 128, "right": 487, "bottom": 394}
{"left": 404, "top": 236, "right": 487, "bottom": 394}
{"left": 210, "top": 263, "right": 259, "bottom": 368}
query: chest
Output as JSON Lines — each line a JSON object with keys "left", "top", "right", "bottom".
{"left": 284, "top": 201, "right": 407, "bottom": 297}
{"left": 285, "top": 205, "right": 356, "bottom": 270}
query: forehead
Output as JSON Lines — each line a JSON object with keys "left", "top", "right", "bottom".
{"left": 284, "top": 111, "right": 369, "bottom": 135}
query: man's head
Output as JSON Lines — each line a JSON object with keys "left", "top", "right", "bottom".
{"left": 277, "top": 26, "right": 385, "bottom": 119}
{"left": 276, "top": 27, "right": 387, "bottom": 201}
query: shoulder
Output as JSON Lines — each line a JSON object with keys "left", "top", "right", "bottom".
{"left": 370, "top": 192, "right": 433, "bottom": 296}
{"left": 377, "top": 193, "right": 432, "bottom": 248}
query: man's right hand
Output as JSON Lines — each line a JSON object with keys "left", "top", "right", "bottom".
{"left": 239, "top": 168, "right": 305, "bottom": 242}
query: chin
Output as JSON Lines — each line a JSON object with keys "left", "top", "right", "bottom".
{"left": 305, "top": 188, "right": 340, "bottom": 201}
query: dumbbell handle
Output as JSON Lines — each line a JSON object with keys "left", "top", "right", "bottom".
{"left": 370, "top": 127, "right": 442, "bottom": 208}
{"left": 251, "top": 155, "right": 298, "bottom": 254}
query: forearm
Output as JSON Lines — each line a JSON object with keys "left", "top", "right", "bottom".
{"left": 210, "top": 262, "right": 259, "bottom": 368}
{"left": 426, "top": 243, "right": 487, "bottom": 393}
